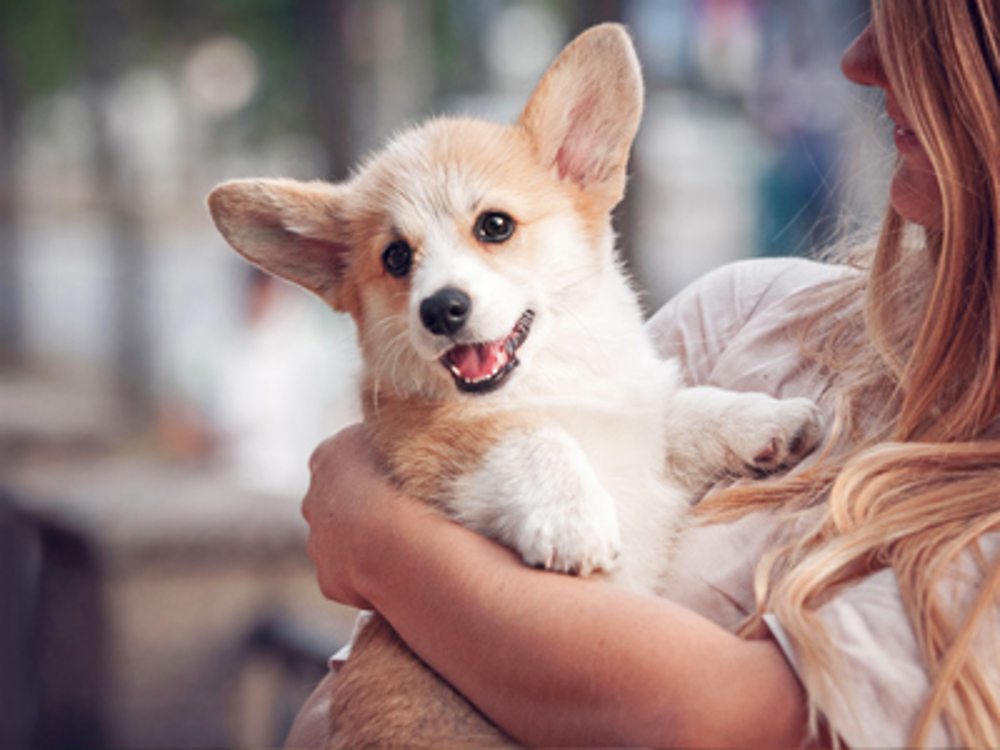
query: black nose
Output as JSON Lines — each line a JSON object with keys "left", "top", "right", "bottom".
{"left": 420, "top": 288, "right": 471, "bottom": 336}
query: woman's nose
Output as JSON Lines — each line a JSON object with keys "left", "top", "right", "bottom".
{"left": 841, "top": 24, "right": 887, "bottom": 88}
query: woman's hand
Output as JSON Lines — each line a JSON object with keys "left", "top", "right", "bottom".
{"left": 301, "top": 423, "right": 409, "bottom": 609}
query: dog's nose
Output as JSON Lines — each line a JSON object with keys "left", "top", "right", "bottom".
{"left": 420, "top": 288, "right": 471, "bottom": 336}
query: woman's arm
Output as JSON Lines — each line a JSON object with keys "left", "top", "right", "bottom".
{"left": 303, "top": 426, "right": 812, "bottom": 748}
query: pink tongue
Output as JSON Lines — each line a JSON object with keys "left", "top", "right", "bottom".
{"left": 450, "top": 341, "right": 508, "bottom": 381}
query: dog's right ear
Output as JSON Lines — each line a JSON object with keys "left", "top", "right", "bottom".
{"left": 517, "top": 23, "right": 643, "bottom": 211}
{"left": 208, "top": 178, "right": 352, "bottom": 309}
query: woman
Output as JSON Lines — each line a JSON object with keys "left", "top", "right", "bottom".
{"left": 291, "top": 0, "right": 1000, "bottom": 745}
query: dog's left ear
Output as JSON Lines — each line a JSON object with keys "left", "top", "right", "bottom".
{"left": 517, "top": 23, "right": 643, "bottom": 208}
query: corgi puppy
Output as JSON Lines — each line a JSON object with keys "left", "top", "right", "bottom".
{"left": 209, "top": 24, "right": 820, "bottom": 748}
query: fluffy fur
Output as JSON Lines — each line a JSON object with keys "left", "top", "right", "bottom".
{"left": 209, "top": 24, "right": 820, "bottom": 747}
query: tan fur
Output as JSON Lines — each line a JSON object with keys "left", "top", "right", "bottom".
{"left": 207, "top": 179, "right": 354, "bottom": 310}
{"left": 316, "top": 354, "right": 533, "bottom": 750}
{"left": 362, "top": 385, "right": 526, "bottom": 505}
{"left": 323, "top": 614, "right": 517, "bottom": 748}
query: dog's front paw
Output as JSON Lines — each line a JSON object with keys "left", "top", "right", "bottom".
{"left": 512, "top": 487, "right": 621, "bottom": 577}
{"left": 728, "top": 396, "right": 823, "bottom": 475}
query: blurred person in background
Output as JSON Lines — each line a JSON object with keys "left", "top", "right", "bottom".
{"left": 212, "top": 268, "right": 360, "bottom": 497}
{"left": 291, "top": 0, "right": 1000, "bottom": 746}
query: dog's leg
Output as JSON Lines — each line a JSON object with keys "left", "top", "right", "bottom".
{"left": 318, "top": 613, "right": 518, "bottom": 749}
{"left": 450, "top": 428, "right": 621, "bottom": 576}
{"left": 662, "top": 388, "right": 823, "bottom": 495}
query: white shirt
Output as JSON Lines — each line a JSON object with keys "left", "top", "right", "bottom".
{"left": 648, "top": 257, "right": 999, "bottom": 748}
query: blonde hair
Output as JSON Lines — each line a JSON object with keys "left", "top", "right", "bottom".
{"left": 700, "top": 0, "right": 1000, "bottom": 745}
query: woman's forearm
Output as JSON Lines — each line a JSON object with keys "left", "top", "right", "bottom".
{"left": 354, "top": 498, "right": 810, "bottom": 748}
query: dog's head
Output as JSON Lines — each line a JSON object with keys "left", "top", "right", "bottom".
{"left": 209, "top": 24, "right": 643, "bottom": 401}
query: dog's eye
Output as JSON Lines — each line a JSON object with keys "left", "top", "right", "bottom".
{"left": 474, "top": 211, "right": 516, "bottom": 243}
{"left": 382, "top": 240, "right": 413, "bottom": 278}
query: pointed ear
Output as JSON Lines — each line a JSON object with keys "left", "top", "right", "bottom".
{"left": 207, "top": 178, "right": 352, "bottom": 308}
{"left": 517, "top": 23, "right": 643, "bottom": 207}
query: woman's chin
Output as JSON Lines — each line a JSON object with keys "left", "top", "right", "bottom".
{"left": 890, "top": 159, "right": 943, "bottom": 229}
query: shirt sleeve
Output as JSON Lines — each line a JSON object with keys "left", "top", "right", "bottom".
{"left": 645, "top": 257, "right": 851, "bottom": 389}
{"left": 764, "top": 534, "right": 1000, "bottom": 748}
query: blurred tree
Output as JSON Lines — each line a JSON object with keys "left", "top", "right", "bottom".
{"left": 568, "top": 0, "right": 626, "bottom": 35}
{"left": 0, "top": 35, "right": 22, "bottom": 367}
{"left": 0, "top": 0, "right": 365, "bottom": 387}
{"left": 296, "top": 0, "right": 355, "bottom": 179}
{"left": 80, "top": 0, "right": 155, "bottom": 422}
{"left": 0, "top": 0, "right": 80, "bottom": 366}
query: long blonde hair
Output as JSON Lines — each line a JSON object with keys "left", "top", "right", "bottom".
{"left": 701, "top": 0, "right": 1000, "bottom": 745}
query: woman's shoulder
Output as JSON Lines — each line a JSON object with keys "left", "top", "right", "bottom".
{"left": 648, "top": 257, "right": 854, "bottom": 341}
{"left": 646, "top": 257, "right": 856, "bottom": 394}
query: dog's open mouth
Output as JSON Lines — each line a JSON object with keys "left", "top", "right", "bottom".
{"left": 440, "top": 311, "right": 535, "bottom": 394}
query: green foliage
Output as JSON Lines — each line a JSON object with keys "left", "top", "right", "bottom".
{"left": 0, "top": 0, "right": 309, "bottom": 136}
{"left": 0, "top": 0, "right": 582, "bottom": 142}
{"left": 0, "top": 0, "right": 81, "bottom": 95}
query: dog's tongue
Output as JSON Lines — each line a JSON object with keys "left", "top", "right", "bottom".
{"left": 448, "top": 341, "right": 508, "bottom": 382}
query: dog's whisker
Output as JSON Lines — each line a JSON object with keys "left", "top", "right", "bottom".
{"left": 366, "top": 321, "right": 414, "bottom": 414}
{"left": 374, "top": 327, "right": 418, "bottom": 396}
{"left": 385, "top": 340, "right": 411, "bottom": 394}
{"left": 554, "top": 267, "right": 608, "bottom": 297}
{"left": 548, "top": 300, "right": 608, "bottom": 350}
{"left": 373, "top": 339, "right": 406, "bottom": 390}
{"left": 368, "top": 314, "right": 408, "bottom": 343}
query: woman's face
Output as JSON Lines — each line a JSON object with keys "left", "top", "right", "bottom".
{"left": 841, "top": 24, "right": 944, "bottom": 228}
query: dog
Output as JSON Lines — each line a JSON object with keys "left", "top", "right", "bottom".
{"left": 208, "top": 24, "right": 821, "bottom": 748}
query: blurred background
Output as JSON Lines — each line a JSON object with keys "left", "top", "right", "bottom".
{"left": 0, "top": 0, "right": 889, "bottom": 747}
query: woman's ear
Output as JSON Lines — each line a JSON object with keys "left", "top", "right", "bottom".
{"left": 516, "top": 23, "right": 644, "bottom": 208}
{"left": 208, "top": 178, "right": 352, "bottom": 309}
